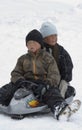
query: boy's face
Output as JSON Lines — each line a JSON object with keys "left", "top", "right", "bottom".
{"left": 26, "top": 40, "right": 41, "bottom": 53}
{"left": 44, "top": 34, "right": 57, "bottom": 46}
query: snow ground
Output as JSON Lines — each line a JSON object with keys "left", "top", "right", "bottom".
{"left": 0, "top": 0, "right": 82, "bottom": 130}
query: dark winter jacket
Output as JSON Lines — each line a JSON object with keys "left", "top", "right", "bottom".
{"left": 11, "top": 49, "right": 60, "bottom": 87}
{"left": 44, "top": 43, "right": 73, "bottom": 82}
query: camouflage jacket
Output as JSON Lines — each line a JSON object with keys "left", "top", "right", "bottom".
{"left": 11, "top": 49, "right": 60, "bottom": 87}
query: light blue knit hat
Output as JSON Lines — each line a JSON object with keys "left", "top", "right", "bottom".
{"left": 40, "top": 22, "right": 58, "bottom": 38}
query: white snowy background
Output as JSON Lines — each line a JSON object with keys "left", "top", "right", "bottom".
{"left": 0, "top": 0, "right": 82, "bottom": 129}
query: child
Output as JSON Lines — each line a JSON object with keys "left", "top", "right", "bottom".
{"left": 0, "top": 29, "right": 69, "bottom": 120}
{"left": 40, "top": 21, "right": 75, "bottom": 99}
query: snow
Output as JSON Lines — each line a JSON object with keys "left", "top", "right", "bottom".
{"left": 0, "top": 0, "right": 82, "bottom": 129}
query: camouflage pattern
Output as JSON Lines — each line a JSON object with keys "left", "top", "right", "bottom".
{"left": 11, "top": 49, "right": 60, "bottom": 87}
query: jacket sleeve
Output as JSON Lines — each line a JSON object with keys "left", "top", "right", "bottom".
{"left": 43, "top": 53, "right": 61, "bottom": 87}
{"left": 11, "top": 56, "right": 25, "bottom": 83}
{"left": 59, "top": 47, "right": 73, "bottom": 82}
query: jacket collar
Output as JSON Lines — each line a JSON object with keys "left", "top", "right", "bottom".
{"left": 28, "top": 49, "right": 44, "bottom": 57}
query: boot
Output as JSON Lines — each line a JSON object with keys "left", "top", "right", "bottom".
{"left": 52, "top": 101, "right": 68, "bottom": 120}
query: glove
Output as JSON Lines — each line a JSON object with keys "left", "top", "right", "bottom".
{"left": 15, "top": 79, "right": 26, "bottom": 88}
{"left": 15, "top": 79, "right": 38, "bottom": 90}
{"left": 59, "top": 80, "right": 68, "bottom": 98}
{"left": 33, "top": 81, "right": 50, "bottom": 100}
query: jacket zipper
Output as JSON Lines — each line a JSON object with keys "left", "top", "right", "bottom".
{"left": 32, "top": 57, "right": 38, "bottom": 80}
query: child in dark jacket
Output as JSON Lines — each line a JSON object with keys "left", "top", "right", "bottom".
{"left": 40, "top": 21, "right": 76, "bottom": 99}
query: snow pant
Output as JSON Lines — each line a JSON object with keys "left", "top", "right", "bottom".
{"left": 42, "top": 87, "right": 65, "bottom": 108}
{"left": 0, "top": 82, "right": 19, "bottom": 106}
{"left": 0, "top": 83, "right": 64, "bottom": 109}
{"left": 0, "top": 82, "right": 75, "bottom": 107}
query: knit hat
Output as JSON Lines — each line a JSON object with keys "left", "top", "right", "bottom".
{"left": 40, "top": 22, "right": 58, "bottom": 38}
{"left": 26, "top": 29, "right": 43, "bottom": 48}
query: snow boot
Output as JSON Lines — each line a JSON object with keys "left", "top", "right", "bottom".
{"left": 52, "top": 101, "right": 68, "bottom": 120}
{"left": 53, "top": 100, "right": 81, "bottom": 121}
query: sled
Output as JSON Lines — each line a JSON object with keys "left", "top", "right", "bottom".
{"left": 0, "top": 80, "right": 81, "bottom": 120}
{"left": 0, "top": 87, "right": 50, "bottom": 119}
